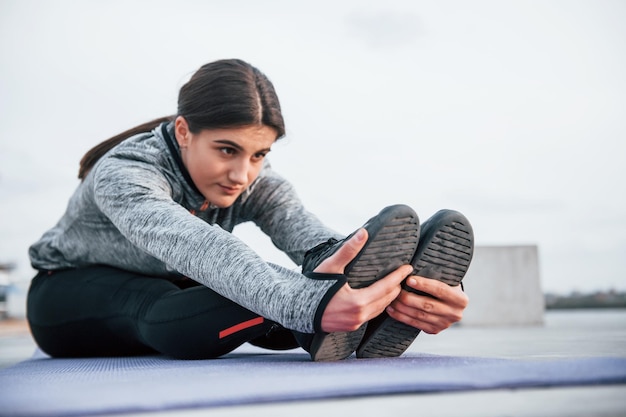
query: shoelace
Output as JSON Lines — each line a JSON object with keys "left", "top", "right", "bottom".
{"left": 303, "top": 238, "right": 340, "bottom": 259}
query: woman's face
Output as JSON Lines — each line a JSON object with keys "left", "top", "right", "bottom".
{"left": 174, "top": 117, "right": 277, "bottom": 208}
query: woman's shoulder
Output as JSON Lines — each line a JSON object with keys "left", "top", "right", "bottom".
{"left": 90, "top": 126, "right": 174, "bottom": 178}
{"left": 108, "top": 129, "right": 168, "bottom": 164}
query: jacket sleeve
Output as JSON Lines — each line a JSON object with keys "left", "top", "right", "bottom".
{"left": 92, "top": 156, "right": 339, "bottom": 332}
{"left": 239, "top": 167, "right": 344, "bottom": 265}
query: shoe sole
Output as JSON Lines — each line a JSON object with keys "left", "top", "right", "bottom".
{"left": 356, "top": 209, "right": 473, "bottom": 359}
{"left": 310, "top": 204, "right": 420, "bottom": 361}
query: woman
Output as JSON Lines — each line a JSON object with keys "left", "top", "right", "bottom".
{"left": 27, "top": 59, "right": 471, "bottom": 361}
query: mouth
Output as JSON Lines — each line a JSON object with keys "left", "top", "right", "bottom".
{"left": 218, "top": 184, "right": 243, "bottom": 195}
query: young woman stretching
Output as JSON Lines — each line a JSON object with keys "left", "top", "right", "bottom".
{"left": 26, "top": 59, "right": 473, "bottom": 361}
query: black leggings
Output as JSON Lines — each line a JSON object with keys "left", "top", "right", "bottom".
{"left": 27, "top": 266, "right": 298, "bottom": 359}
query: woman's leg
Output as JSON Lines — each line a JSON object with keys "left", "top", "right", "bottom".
{"left": 139, "top": 282, "right": 278, "bottom": 359}
{"left": 27, "top": 266, "right": 278, "bottom": 359}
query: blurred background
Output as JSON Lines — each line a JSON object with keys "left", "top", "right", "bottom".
{"left": 1, "top": 0, "right": 625, "bottom": 319}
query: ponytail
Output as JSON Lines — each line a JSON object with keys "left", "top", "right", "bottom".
{"left": 78, "top": 116, "right": 174, "bottom": 180}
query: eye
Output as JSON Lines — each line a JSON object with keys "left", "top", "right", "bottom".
{"left": 251, "top": 151, "right": 269, "bottom": 162}
{"left": 219, "top": 147, "right": 237, "bottom": 156}
{"left": 251, "top": 150, "right": 270, "bottom": 162}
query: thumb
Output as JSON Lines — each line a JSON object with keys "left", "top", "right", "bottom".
{"left": 313, "top": 228, "right": 368, "bottom": 274}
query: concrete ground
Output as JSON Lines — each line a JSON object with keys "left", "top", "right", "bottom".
{"left": 1, "top": 310, "right": 625, "bottom": 417}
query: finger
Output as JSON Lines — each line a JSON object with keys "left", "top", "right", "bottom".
{"left": 386, "top": 304, "right": 451, "bottom": 335}
{"left": 390, "top": 286, "right": 466, "bottom": 334}
{"left": 320, "top": 264, "right": 415, "bottom": 332}
{"left": 405, "top": 276, "right": 469, "bottom": 308}
{"left": 393, "top": 289, "right": 445, "bottom": 318}
{"left": 356, "top": 264, "right": 414, "bottom": 314}
{"left": 368, "top": 264, "right": 415, "bottom": 293}
{"left": 313, "top": 228, "right": 368, "bottom": 274}
{"left": 392, "top": 292, "right": 464, "bottom": 324}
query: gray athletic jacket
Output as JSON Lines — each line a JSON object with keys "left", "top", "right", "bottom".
{"left": 29, "top": 122, "right": 344, "bottom": 333}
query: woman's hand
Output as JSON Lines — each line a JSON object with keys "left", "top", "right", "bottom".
{"left": 313, "top": 228, "right": 414, "bottom": 333}
{"left": 386, "top": 276, "right": 469, "bottom": 334}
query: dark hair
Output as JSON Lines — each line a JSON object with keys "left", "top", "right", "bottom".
{"left": 78, "top": 59, "right": 285, "bottom": 180}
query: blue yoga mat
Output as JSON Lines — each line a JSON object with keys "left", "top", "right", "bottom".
{"left": 1, "top": 346, "right": 625, "bottom": 417}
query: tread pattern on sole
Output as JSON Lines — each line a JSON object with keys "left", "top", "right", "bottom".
{"left": 311, "top": 208, "right": 420, "bottom": 361}
{"left": 413, "top": 221, "right": 473, "bottom": 285}
{"left": 356, "top": 215, "right": 473, "bottom": 359}
{"left": 311, "top": 325, "right": 368, "bottom": 362}
{"left": 347, "top": 215, "right": 420, "bottom": 289}
{"left": 357, "top": 316, "right": 417, "bottom": 357}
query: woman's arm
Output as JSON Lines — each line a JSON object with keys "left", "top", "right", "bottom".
{"left": 239, "top": 165, "right": 343, "bottom": 265}
{"left": 92, "top": 157, "right": 339, "bottom": 333}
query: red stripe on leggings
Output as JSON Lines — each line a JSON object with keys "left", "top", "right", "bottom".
{"left": 219, "top": 317, "right": 265, "bottom": 339}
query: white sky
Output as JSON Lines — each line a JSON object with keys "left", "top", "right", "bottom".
{"left": 1, "top": 0, "right": 625, "bottom": 294}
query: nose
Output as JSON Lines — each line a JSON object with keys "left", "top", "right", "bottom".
{"left": 227, "top": 159, "right": 249, "bottom": 185}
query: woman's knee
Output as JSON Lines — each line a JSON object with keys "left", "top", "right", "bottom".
{"left": 140, "top": 287, "right": 275, "bottom": 358}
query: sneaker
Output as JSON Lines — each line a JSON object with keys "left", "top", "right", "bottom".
{"left": 356, "top": 209, "right": 474, "bottom": 359}
{"left": 298, "top": 204, "right": 420, "bottom": 361}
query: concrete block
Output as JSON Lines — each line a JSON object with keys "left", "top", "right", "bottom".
{"left": 461, "top": 245, "right": 545, "bottom": 326}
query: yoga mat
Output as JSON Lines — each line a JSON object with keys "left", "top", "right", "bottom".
{"left": 1, "top": 345, "right": 625, "bottom": 417}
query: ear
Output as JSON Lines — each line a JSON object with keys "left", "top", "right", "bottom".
{"left": 174, "top": 116, "right": 191, "bottom": 148}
